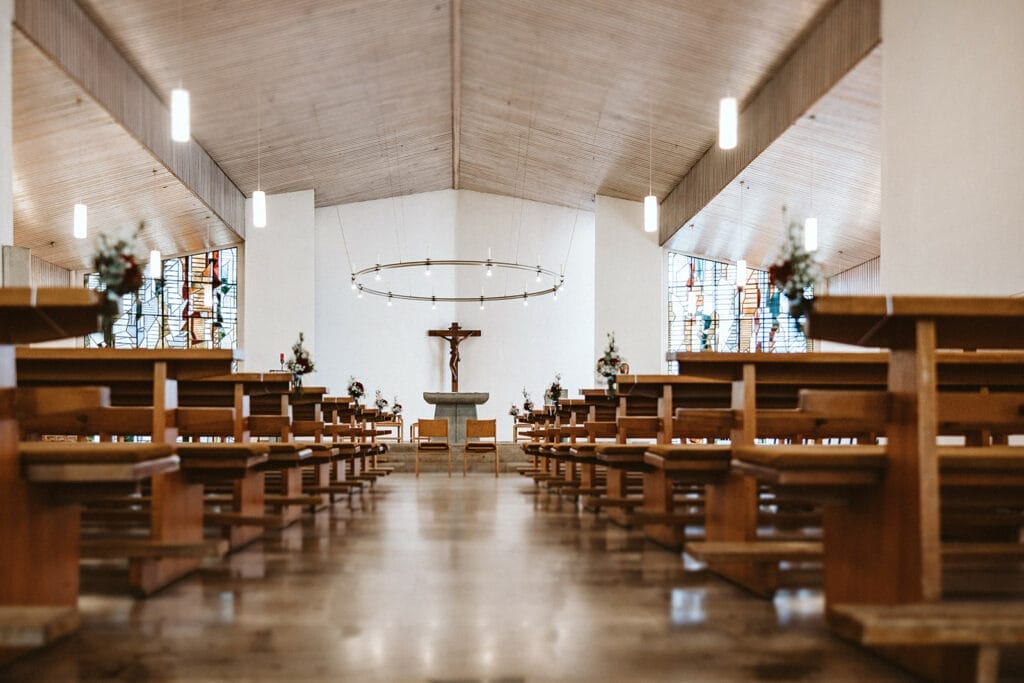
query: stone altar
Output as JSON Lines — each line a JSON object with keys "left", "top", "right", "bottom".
{"left": 423, "top": 392, "right": 489, "bottom": 444}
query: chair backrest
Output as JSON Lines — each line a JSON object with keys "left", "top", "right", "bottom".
{"left": 465, "top": 419, "right": 495, "bottom": 439}
{"left": 418, "top": 418, "right": 449, "bottom": 439}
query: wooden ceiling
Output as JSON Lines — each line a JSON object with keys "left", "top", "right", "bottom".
{"left": 73, "top": 0, "right": 835, "bottom": 212}
{"left": 79, "top": 0, "right": 453, "bottom": 208}
{"left": 665, "top": 45, "right": 881, "bottom": 277}
{"left": 11, "top": 29, "right": 239, "bottom": 271}
{"left": 14, "top": 0, "right": 880, "bottom": 273}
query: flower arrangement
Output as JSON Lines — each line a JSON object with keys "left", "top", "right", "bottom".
{"left": 285, "top": 332, "right": 315, "bottom": 395}
{"left": 92, "top": 225, "right": 144, "bottom": 347}
{"left": 544, "top": 373, "right": 563, "bottom": 407}
{"left": 391, "top": 397, "right": 402, "bottom": 418}
{"left": 769, "top": 221, "right": 820, "bottom": 333}
{"left": 522, "top": 386, "right": 533, "bottom": 412}
{"left": 347, "top": 376, "right": 365, "bottom": 406}
{"left": 374, "top": 389, "right": 388, "bottom": 412}
{"left": 596, "top": 332, "right": 626, "bottom": 398}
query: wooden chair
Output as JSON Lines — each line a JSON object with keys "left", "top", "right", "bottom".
{"left": 464, "top": 418, "right": 498, "bottom": 477}
{"left": 414, "top": 418, "right": 451, "bottom": 477}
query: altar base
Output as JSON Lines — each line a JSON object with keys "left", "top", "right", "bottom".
{"left": 422, "top": 392, "right": 489, "bottom": 443}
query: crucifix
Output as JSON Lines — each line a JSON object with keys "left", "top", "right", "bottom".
{"left": 428, "top": 322, "right": 481, "bottom": 392}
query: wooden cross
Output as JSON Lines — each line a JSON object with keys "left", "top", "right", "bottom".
{"left": 428, "top": 322, "right": 481, "bottom": 392}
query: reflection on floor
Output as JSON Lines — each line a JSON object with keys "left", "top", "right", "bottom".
{"left": 6, "top": 475, "right": 913, "bottom": 682}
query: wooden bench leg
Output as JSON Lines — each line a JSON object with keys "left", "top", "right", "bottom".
{"left": 227, "top": 471, "right": 264, "bottom": 550}
{"left": 130, "top": 470, "right": 203, "bottom": 597}
{"left": 0, "top": 420, "right": 81, "bottom": 608}
{"left": 605, "top": 465, "right": 631, "bottom": 527}
{"left": 278, "top": 467, "right": 303, "bottom": 526}
{"left": 643, "top": 468, "right": 687, "bottom": 551}
{"left": 704, "top": 471, "right": 778, "bottom": 597}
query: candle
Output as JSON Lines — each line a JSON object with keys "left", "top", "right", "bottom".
{"left": 279, "top": 352, "right": 285, "bottom": 364}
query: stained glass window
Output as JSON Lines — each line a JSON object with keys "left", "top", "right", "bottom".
{"left": 666, "top": 251, "right": 810, "bottom": 371}
{"left": 84, "top": 248, "right": 239, "bottom": 350}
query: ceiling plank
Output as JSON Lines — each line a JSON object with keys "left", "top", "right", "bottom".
{"left": 659, "top": 0, "right": 880, "bottom": 245}
{"left": 13, "top": 0, "right": 245, "bottom": 238}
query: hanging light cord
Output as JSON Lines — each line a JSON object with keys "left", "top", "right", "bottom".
{"left": 336, "top": 206, "right": 355, "bottom": 275}
{"left": 256, "top": 65, "right": 261, "bottom": 191}
{"left": 648, "top": 108, "right": 653, "bottom": 196}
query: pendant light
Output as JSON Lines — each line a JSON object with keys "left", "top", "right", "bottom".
{"left": 170, "top": 1, "right": 190, "bottom": 142}
{"left": 149, "top": 250, "right": 163, "bottom": 279}
{"left": 73, "top": 203, "right": 87, "bottom": 239}
{"left": 251, "top": 66, "right": 267, "bottom": 228}
{"left": 643, "top": 112, "right": 658, "bottom": 232}
{"left": 804, "top": 115, "right": 818, "bottom": 252}
{"left": 804, "top": 217, "right": 818, "bottom": 253}
{"left": 719, "top": 97, "right": 737, "bottom": 150}
{"left": 72, "top": 130, "right": 87, "bottom": 239}
{"left": 171, "top": 88, "right": 190, "bottom": 142}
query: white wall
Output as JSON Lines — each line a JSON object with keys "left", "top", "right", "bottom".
{"left": 314, "top": 190, "right": 457, "bottom": 433}
{"left": 594, "top": 195, "right": 665, "bottom": 373}
{"left": 0, "top": 0, "right": 13, "bottom": 283}
{"left": 313, "top": 189, "right": 595, "bottom": 441}
{"left": 881, "top": 0, "right": 1024, "bottom": 295}
{"left": 242, "top": 190, "right": 316, "bottom": 373}
{"left": 453, "top": 190, "right": 595, "bottom": 436}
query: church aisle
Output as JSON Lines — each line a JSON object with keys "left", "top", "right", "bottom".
{"left": 7, "top": 476, "right": 911, "bottom": 682}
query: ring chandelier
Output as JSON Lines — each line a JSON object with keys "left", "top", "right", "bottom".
{"left": 350, "top": 258, "right": 565, "bottom": 305}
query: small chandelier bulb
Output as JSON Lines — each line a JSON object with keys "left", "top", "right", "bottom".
{"left": 350, "top": 277, "right": 357, "bottom": 290}
{"left": 431, "top": 296, "right": 437, "bottom": 311}
{"left": 357, "top": 286, "right": 364, "bottom": 299}
{"left": 425, "top": 259, "right": 431, "bottom": 277}
{"left": 375, "top": 267, "right": 381, "bottom": 281}
{"left": 479, "top": 297, "right": 485, "bottom": 311}
{"left": 523, "top": 293, "right": 529, "bottom": 307}
{"left": 387, "top": 293, "right": 393, "bottom": 307}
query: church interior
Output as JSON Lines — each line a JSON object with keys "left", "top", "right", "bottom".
{"left": 2, "top": 0, "right": 1024, "bottom": 681}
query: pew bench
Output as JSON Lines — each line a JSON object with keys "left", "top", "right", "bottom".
{"left": 828, "top": 602, "right": 1024, "bottom": 683}
{"left": 19, "top": 442, "right": 178, "bottom": 502}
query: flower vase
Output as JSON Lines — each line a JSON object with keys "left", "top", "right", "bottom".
{"left": 292, "top": 371, "right": 304, "bottom": 397}
{"left": 606, "top": 376, "right": 616, "bottom": 400}
{"left": 523, "top": 401, "right": 533, "bottom": 412}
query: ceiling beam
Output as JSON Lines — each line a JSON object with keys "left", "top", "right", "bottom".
{"left": 658, "top": 0, "right": 880, "bottom": 245}
{"left": 14, "top": 0, "right": 246, "bottom": 239}
{"left": 450, "top": 0, "right": 462, "bottom": 190}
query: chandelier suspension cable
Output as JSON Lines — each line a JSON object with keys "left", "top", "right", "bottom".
{"left": 336, "top": 205, "right": 355, "bottom": 275}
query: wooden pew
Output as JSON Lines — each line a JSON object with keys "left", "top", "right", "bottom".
{"left": 0, "top": 289, "right": 182, "bottom": 660}
{"left": 15, "top": 347, "right": 239, "bottom": 596}
{"left": 739, "top": 296, "right": 1024, "bottom": 682}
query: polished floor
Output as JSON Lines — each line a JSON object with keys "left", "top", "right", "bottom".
{"left": 6, "top": 475, "right": 915, "bottom": 682}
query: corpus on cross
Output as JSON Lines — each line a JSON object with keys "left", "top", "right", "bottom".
{"left": 428, "top": 322, "right": 481, "bottom": 392}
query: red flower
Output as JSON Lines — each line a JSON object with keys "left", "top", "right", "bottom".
{"left": 118, "top": 255, "right": 144, "bottom": 294}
